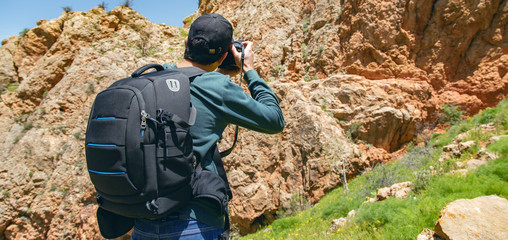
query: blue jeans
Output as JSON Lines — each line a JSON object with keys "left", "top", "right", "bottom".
{"left": 131, "top": 215, "right": 224, "bottom": 240}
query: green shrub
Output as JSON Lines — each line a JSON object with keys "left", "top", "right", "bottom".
{"left": 411, "top": 169, "right": 432, "bottom": 194}
{"left": 19, "top": 28, "right": 30, "bottom": 37}
{"left": 359, "top": 163, "right": 406, "bottom": 198}
{"left": 440, "top": 103, "right": 465, "bottom": 125}
{"left": 302, "top": 43, "right": 307, "bottom": 60}
{"left": 345, "top": 122, "right": 361, "bottom": 139}
{"left": 302, "top": 18, "right": 310, "bottom": 34}
{"left": 62, "top": 6, "right": 72, "bottom": 12}
{"left": 494, "top": 98, "right": 508, "bottom": 130}
{"left": 277, "top": 193, "right": 311, "bottom": 218}
{"left": 7, "top": 83, "right": 19, "bottom": 92}
{"left": 398, "top": 145, "right": 436, "bottom": 170}
{"left": 122, "top": 0, "right": 133, "bottom": 7}
{"left": 98, "top": 2, "right": 107, "bottom": 10}
{"left": 23, "top": 121, "right": 33, "bottom": 132}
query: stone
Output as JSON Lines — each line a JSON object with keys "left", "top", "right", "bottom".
{"left": 375, "top": 181, "right": 413, "bottom": 201}
{"left": 330, "top": 218, "right": 348, "bottom": 232}
{"left": 347, "top": 210, "right": 356, "bottom": 218}
{"left": 443, "top": 140, "right": 475, "bottom": 156}
{"left": 434, "top": 195, "right": 508, "bottom": 240}
{"left": 417, "top": 228, "right": 445, "bottom": 240}
{"left": 377, "top": 187, "right": 391, "bottom": 201}
{"left": 390, "top": 181, "right": 412, "bottom": 199}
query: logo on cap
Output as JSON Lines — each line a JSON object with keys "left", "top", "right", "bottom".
{"left": 166, "top": 79, "right": 180, "bottom": 92}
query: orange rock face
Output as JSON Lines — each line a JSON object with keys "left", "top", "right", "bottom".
{"left": 202, "top": 0, "right": 507, "bottom": 114}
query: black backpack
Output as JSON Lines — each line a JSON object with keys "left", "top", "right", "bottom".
{"left": 85, "top": 64, "right": 207, "bottom": 217}
{"left": 86, "top": 64, "right": 233, "bottom": 239}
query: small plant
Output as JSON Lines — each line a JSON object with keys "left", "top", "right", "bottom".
{"left": 318, "top": 46, "right": 325, "bottom": 57}
{"left": 302, "top": 43, "right": 308, "bottom": 60}
{"left": 98, "top": 1, "right": 107, "bottom": 10}
{"left": 73, "top": 131, "right": 84, "bottom": 140}
{"left": 321, "top": 99, "right": 328, "bottom": 111}
{"left": 277, "top": 192, "right": 311, "bottom": 218}
{"left": 122, "top": 0, "right": 133, "bottom": 7}
{"left": 19, "top": 28, "right": 30, "bottom": 37}
{"left": 183, "top": 15, "right": 196, "bottom": 26}
{"left": 346, "top": 122, "right": 362, "bottom": 140}
{"left": 412, "top": 169, "right": 432, "bottom": 194}
{"left": 179, "top": 28, "right": 189, "bottom": 37}
{"left": 398, "top": 144, "right": 435, "bottom": 170}
{"left": 360, "top": 163, "right": 403, "bottom": 198}
{"left": 302, "top": 17, "right": 310, "bottom": 34}
{"left": 85, "top": 81, "right": 95, "bottom": 94}
{"left": 7, "top": 83, "right": 19, "bottom": 92}
{"left": 62, "top": 6, "right": 73, "bottom": 12}
{"left": 440, "top": 103, "right": 464, "bottom": 125}
{"left": 23, "top": 121, "right": 33, "bottom": 132}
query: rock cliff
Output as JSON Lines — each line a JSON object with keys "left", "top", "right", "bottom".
{"left": 0, "top": 0, "right": 506, "bottom": 238}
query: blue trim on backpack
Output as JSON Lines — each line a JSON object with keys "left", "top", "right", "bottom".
{"left": 87, "top": 143, "right": 117, "bottom": 147}
{"left": 96, "top": 117, "right": 116, "bottom": 120}
{"left": 88, "top": 169, "right": 126, "bottom": 175}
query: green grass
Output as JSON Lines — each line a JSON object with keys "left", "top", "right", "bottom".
{"left": 241, "top": 98, "right": 508, "bottom": 240}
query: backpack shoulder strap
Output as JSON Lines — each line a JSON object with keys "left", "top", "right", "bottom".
{"left": 174, "top": 67, "right": 208, "bottom": 80}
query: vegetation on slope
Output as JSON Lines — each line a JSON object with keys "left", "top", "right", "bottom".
{"left": 241, "top": 98, "right": 508, "bottom": 240}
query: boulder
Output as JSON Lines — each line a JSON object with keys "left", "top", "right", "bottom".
{"left": 434, "top": 195, "right": 508, "bottom": 240}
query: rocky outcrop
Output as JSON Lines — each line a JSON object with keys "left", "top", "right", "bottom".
{"left": 0, "top": 6, "right": 185, "bottom": 239}
{"left": 198, "top": 0, "right": 508, "bottom": 115}
{"left": 434, "top": 195, "right": 508, "bottom": 240}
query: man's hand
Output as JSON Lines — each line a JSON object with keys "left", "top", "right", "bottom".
{"left": 232, "top": 41, "right": 254, "bottom": 73}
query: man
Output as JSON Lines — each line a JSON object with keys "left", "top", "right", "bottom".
{"left": 130, "top": 13, "right": 285, "bottom": 240}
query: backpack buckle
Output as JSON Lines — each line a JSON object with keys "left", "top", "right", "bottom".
{"left": 140, "top": 110, "right": 148, "bottom": 130}
{"left": 96, "top": 194, "right": 103, "bottom": 205}
{"left": 145, "top": 199, "right": 159, "bottom": 214}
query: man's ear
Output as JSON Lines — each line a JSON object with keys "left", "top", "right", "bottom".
{"left": 184, "top": 37, "right": 188, "bottom": 46}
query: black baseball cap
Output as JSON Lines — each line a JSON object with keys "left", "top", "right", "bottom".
{"left": 188, "top": 13, "right": 233, "bottom": 55}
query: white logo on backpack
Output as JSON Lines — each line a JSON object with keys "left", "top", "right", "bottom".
{"left": 166, "top": 79, "right": 180, "bottom": 92}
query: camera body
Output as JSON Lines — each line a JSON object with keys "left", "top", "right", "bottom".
{"left": 218, "top": 40, "right": 245, "bottom": 70}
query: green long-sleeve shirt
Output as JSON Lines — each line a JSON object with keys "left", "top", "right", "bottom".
{"left": 163, "top": 63, "right": 285, "bottom": 228}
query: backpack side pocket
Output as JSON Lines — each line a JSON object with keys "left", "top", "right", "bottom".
{"left": 192, "top": 170, "right": 228, "bottom": 214}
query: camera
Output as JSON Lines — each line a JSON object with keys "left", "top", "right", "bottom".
{"left": 218, "top": 40, "right": 245, "bottom": 70}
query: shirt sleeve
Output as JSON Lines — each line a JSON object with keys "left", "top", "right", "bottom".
{"left": 221, "top": 70, "right": 285, "bottom": 134}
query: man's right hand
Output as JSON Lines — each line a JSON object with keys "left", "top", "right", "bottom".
{"left": 232, "top": 41, "right": 254, "bottom": 73}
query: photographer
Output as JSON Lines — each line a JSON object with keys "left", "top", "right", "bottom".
{"left": 131, "top": 13, "right": 285, "bottom": 240}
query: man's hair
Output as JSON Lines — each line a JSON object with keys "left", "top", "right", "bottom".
{"left": 184, "top": 38, "right": 229, "bottom": 65}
